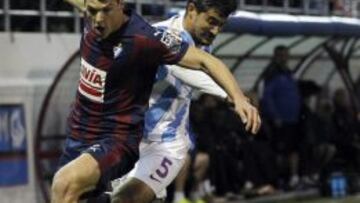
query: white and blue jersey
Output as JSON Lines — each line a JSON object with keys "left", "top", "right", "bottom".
{"left": 143, "top": 14, "right": 227, "bottom": 142}
{"left": 112, "top": 14, "right": 228, "bottom": 198}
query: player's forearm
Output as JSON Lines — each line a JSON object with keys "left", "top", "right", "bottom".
{"left": 178, "top": 47, "right": 245, "bottom": 102}
{"left": 200, "top": 56, "right": 246, "bottom": 102}
{"left": 169, "top": 65, "right": 227, "bottom": 99}
{"left": 64, "top": 0, "right": 86, "bottom": 12}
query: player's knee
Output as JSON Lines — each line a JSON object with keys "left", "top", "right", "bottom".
{"left": 52, "top": 171, "right": 68, "bottom": 197}
{"left": 52, "top": 178, "right": 82, "bottom": 203}
{"left": 197, "top": 153, "right": 210, "bottom": 167}
{"left": 111, "top": 190, "right": 135, "bottom": 203}
{"left": 112, "top": 187, "right": 137, "bottom": 203}
{"left": 112, "top": 188, "right": 137, "bottom": 203}
{"left": 52, "top": 170, "right": 82, "bottom": 198}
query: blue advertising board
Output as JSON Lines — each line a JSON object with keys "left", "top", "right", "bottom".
{"left": 0, "top": 104, "right": 28, "bottom": 186}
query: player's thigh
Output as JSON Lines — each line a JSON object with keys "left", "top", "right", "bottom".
{"left": 194, "top": 152, "right": 210, "bottom": 169}
{"left": 54, "top": 153, "right": 101, "bottom": 193}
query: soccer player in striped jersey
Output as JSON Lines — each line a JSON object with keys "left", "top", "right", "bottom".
{"left": 52, "top": 0, "right": 261, "bottom": 203}
{"left": 110, "top": 1, "right": 261, "bottom": 203}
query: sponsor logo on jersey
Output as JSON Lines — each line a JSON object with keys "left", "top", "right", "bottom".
{"left": 113, "top": 43, "right": 123, "bottom": 58}
{"left": 155, "top": 28, "right": 183, "bottom": 53}
{"left": 78, "top": 58, "right": 107, "bottom": 103}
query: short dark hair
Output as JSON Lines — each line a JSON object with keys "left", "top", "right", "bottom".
{"left": 274, "top": 45, "right": 288, "bottom": 53}
{"left": 187, "top": 0, "right": 238, "bottom": 17}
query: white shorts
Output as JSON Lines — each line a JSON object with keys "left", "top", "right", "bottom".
{"left": 112, "top": 137, "right": 191, "bottom": 198}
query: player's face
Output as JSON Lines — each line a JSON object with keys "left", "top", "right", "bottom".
{"left": 189, "top": 8, "right": 227, "bottom": 45}
{"left": 86, "top": 0, "right": 125, "bottom": 39}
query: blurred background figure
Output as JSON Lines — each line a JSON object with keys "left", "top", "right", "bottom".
{"left": 261, "top": 45, "right": 302, "bottom": 190}
{"left": 241, "top": 90, "right": 278, "bottom": 198}
{"left": 330, "top": 89, "right": 360, "bottom": 173}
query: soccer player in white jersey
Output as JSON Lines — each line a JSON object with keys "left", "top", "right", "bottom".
{"left": 110, "top": 0, "right": 260, "bottom": 203}
{"left": 64, "top": 0, "right": 260, "bottom": 203}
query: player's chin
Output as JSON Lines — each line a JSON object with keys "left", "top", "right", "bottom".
{"left": 100, "top": 31, "right": 110, "bottom": 39}
{"left": 96, "top": 28, "right": 109, "bottom": 38}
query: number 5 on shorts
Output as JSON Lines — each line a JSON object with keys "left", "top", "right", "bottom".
{"left": 149, "top": 157, "right": 173, "bottom": 182}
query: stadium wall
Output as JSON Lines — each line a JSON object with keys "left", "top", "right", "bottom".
{"left": 0, "top": 33, "right": 80, "bottom": 203}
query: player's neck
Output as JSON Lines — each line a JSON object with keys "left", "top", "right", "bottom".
{"left": 182, "top": 15, "right": 198, "bottom": 45}
{"left": 116, "top": 14, "right": 129, "bottom": 32}
{"left": 182, "top": 15, "right": 192, "bottom": 34}
{"left": 123, "top": 14, "right": 129, "bottom": 26}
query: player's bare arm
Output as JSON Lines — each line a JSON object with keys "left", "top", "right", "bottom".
{"left": 168, "top": 65, "right": 227, "bottom": 99}
{"left": 178, "top": 46, "right": 261, "bottom": 134}
{"left": 64, "top": 0, "right": 86, "bottom": 12}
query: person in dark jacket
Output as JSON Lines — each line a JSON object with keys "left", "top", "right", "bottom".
{"left": 261, "top": 45, "right": 302, "bottom": 189}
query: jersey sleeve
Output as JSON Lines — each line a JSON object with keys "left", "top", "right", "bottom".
{"left": 168, "top": 65, "right": 228, "bottom": 99}
{"left": 152, "top": 27, "right": 189, "bottom": 65}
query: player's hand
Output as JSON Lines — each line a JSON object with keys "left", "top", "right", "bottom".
{"left": 233, "top": 96, "right": 261, "bottom": 134}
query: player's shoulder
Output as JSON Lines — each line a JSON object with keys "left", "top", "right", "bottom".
{"left": 152, "top": 16, "right": 176, "bottom": 28}
{"left": 152, "top": 15, "right": 184, "bottom": 33}
{"left": 153, "top": 15, "right": 195, "bottom": 47}
{"left": 121, "top": 9, "right": 157, "bottom": 38}
{"left": 133, "top": 19, "right": 184, "bottom": 48}
{"left": 126, "top": 13, "right": 186, "bottom": 44}
{"left": 127, "top": 12, "right": 189, "bottom": 56}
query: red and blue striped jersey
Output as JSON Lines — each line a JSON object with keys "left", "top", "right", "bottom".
{"left": 67, "top": 10, "right": 189, "bottom": 142}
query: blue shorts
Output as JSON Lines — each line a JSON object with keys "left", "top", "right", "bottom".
{"left": 58, "top": 135, "right": 140, "bottom": 198}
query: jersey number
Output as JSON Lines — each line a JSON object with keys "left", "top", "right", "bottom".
{"left": 149, "top": 157, "right": 173, "bottom": 183}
